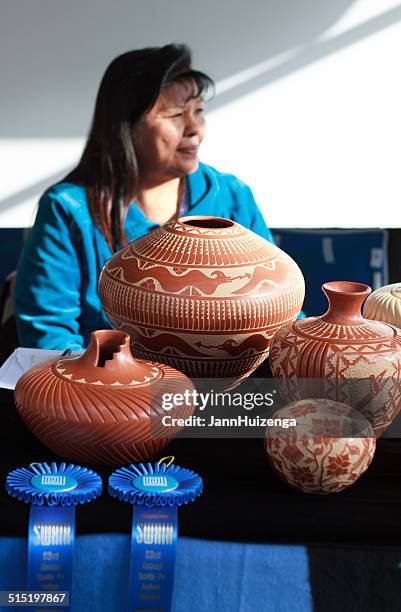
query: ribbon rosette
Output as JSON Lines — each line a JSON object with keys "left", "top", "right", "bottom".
{"left": 108, "top": 461, "right": 202, "bottom": 507}
{"left": 6, "top": 461, "right": 102, "bottom": 506}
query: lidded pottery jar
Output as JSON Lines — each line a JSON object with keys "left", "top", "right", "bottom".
{"left": 363, "top": 283, "right": 401, "bottom": 329}
{"left": 99, "top": 216, "right": 305, "bottom": 382}
{"left": 269, "top": 281, "right": 401, "bottom": 437}
{"left": 14, "top": 330, "right": 194, "bottom": 465}
{"left": 264, "top": 398, "right": 376, "bottom": 494}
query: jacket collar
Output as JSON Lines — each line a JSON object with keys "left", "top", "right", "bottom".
{"left": 126, "top": 161, "right": 213, "bottom": 236}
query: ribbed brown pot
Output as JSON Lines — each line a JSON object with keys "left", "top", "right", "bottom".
{"left": 99, "top": 216, "right": 305, "bottom": 382}
{"left": 14, "top": 330, "right": 194, "bottom": 465}
{"left": 269, "top": 281, "right": 401, "bottom": 437}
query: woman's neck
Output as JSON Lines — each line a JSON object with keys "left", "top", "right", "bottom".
{"left": 136, "top": 177, "right": 182, "bottom": 225}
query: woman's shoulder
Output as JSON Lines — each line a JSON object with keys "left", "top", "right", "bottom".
{"left": 41, "top": 182, "right": 87, "bottom": 209}
{"left": 198, "top": 162, "right": 253, "bottom": 196}
{"left": 199, "top": 162, "right": 249, "bottom": 189}
{"left": 37, "top": 182, "right": 91, "bottom": 225}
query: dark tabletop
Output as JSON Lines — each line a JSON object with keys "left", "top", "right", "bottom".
{"left": 1, "top": 376, "right": 401, "bottom": 549}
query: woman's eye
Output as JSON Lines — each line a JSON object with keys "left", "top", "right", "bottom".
{"left": 196, "top": 107, "right": 204, "bottom": 114}
{"left": 170, "top": 113, "right": 183, "bottom": 118}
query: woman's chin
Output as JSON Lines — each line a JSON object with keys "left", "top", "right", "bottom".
{"left": 176, "top": 157, "right": 199, "bottom": 176}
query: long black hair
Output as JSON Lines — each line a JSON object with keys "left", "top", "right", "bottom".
{"left": 65, "top": 44, "right": 214, "bottom": 252}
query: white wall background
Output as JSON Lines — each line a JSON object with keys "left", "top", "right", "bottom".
{"left": 1, "top": 0, "right": 400, "bottom": 228}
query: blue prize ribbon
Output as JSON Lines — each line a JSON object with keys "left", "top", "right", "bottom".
{"left": 109, "top": 462, "right": 202, "bottom": 612}
{"left": 6, "top": 462, "right": 102, "bottom": 506}
{"left": 6, "top": 462, "right": 102, "bottom": 611}
{"left": 28, "top": 505, "right": 75, "bottom": 595}
{"left": 130, "top": 505, "right": 178, "bottom": 611}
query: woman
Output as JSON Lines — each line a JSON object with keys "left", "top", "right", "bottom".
{"left": 15, "top": 44, "right": 275, "bottom": 350}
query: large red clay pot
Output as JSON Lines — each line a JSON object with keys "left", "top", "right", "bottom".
{"left": 99, "top": 216, "right": 305, "bottom": 382}
{"left": 269, "top": 281, "right": 401, "bottom": 437}
{"left": 14, "top": 330, "right": 194, "bottom": 465}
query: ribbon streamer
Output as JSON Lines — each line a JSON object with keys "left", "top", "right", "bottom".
{"left": 28, "top": 505, "right": 75, "bottom": 597}
{"left": 130, "top": 505, "right": 177, "bottom": 611}
{"left": 109, "top": 461, "right": 203, "bottom": 612}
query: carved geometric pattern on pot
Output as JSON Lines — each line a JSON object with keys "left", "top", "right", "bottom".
{"left": 165, "top": 219, "right": 246, "bottom": 237}
{"left": 53, "top": 360, "right": 161, "bottom": 386}
{"left": 270, "top": 313, "right": 401, "bottom": 437}
{"left": 127, "top": 347, "right": 267, "bottom": 380}
{"left": 99, "top": 217, "right": 305, "bottom": 381}
{"left": 292, "top": 318, "right": 393, "bottom": 342}
{"left": 100, "top": 277, "right": 304, "bottom": 332}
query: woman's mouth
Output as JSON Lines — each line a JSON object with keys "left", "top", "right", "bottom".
{"left": 177, "top": 145, "right": 198, "bottom": 157}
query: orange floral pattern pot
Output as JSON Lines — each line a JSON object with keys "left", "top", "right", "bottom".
{"left": 264, "top": 398, "right": 375, "bottom": 494}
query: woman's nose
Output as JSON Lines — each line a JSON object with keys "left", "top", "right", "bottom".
{"left": 184, "top": 112, "right": 203, "bottom": 136}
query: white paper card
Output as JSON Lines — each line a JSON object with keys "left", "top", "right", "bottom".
{"left": 0, "top": 348, "right": 81, "bottom": 391}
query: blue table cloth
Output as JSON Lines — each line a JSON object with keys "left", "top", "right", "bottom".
{"left": 0, "top": 535, "right": 312, "bottom": 612}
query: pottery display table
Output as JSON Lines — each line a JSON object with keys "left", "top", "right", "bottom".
{"left": 1, "top": 387, "right": 401, "bottom": 611}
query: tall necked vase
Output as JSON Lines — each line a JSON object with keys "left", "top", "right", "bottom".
{"left": 99, "top": 216, "right": 305, "bottom": 384}
{"left": 269, "top": 281, "right": 401, "bottom": 437}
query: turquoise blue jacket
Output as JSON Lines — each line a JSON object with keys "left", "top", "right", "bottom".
{"left": 15, "top": 162, "right": 275, "bottom": 350}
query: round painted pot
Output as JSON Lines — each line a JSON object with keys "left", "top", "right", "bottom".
{"left": 363, "top": 282, "right": 401, "bottom": 329}
{"left": 269, "top": 281, "right": 401, "bottom": 437}
{"left": 264, "top": 398, "right": 376, "bottom": 494}
{"left": 14, "top": 330, "right": 194, "bottom": 465}
{"left": 99, "top": 216, "right": 305, "bottom": 382}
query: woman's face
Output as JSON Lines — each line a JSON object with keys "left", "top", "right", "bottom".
{"left": 135, "top": 80, "right": 206, "bottom": 184}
